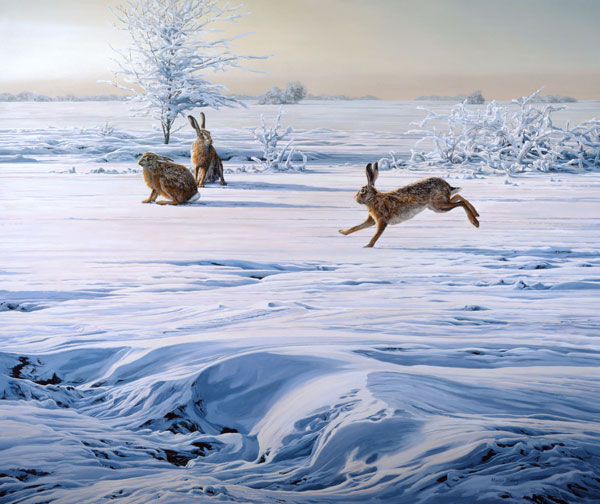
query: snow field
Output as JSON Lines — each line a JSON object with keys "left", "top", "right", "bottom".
{"left": 1, "top": 101, "right": 600, "bottom": 503}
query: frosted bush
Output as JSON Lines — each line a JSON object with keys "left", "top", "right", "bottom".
{"left": 464, "top": 90, "right": 485, "bottom": 104}
{"left": 251, "top": 107, "right": 307, "bottom": 171}
{"left": 408, "top": 89, "right": 600, "bottom": 174}
{"left": 257, "top": 82, "right": 307, "bottom": 105}
{"left": 377, "top": 152, "right": 406, "bottom": 171}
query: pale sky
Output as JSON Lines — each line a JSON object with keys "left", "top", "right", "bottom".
{"left": 1, "top": 0, "right": 599, "bottom": 99}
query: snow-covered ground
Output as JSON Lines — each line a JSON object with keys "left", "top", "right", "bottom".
{"left": 1, "top": 101, "right": 600, "bottom": 503}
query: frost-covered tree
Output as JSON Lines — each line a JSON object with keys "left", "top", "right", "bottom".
{"left": 107, "top": 0, "right": 262, "bottom": 143}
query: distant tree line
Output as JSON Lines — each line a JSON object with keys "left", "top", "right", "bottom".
{"left": 0, "top": 87, "right": 382, "bottom": 103}
{"left": 1, "top": 88, "right": 576, "bottom": 104}
{"left": 306, "top": 94, "right": 380, "bottom": 101}
{"left": 253, "top": 82, "right": 381, "bottom": 104}
{"left": 415, "top": 90, "right": 577, "bottom": 104}
{"left": 416, "top": 90, "right": 485, "bottom": 104}
{"left": 531, "top": 94, "right": 577, "bottom": 103}
{"left": 0, "top": 92, "right": 128, "bottom": 102}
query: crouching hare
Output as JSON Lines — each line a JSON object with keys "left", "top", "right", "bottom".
{"left": 138, "top": 152, "right": 199, "bottom": 205}
{"left": 188, "top": 112, "right": 227, "bottom": 187}
{"left": 339, "top": 162, "right": 480, "bottom": 247}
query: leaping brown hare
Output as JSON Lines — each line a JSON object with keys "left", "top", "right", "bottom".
{"left": 339, "top": 162, "right": 480, "bottom": 248}
{"left": 188, "top": 112, "right": 227, "bottom": 187}
{"left": 138, "top": 152, "right": 199, "bottom": 205}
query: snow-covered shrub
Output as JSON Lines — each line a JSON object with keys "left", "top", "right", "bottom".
{"left": 251, "top": 107, "right": 307, "bottom": 171}
{"left": 464, "top": 90, "right": 485, "bottom": 104}
{"left": 285, "top": 82, "right": 307, "bottom": 103}
{"left": 408, "top": 89, "right": 600, "bottom": 173}
{"left": 90, "top": 167, "right": 140, "bottom": 174}
{"left": 377, "top": 152, "right": 406, "bottom": 171}
{"left": 257, "top": 87, "right": 284, "bottom": 105}
{"left": 257, "top": 82, "right": 307, "bottom": 105}
{"left": 100, "top": 122, "right": 115, "bottom": 136}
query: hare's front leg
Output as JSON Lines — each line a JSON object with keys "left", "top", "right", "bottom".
{"left": 194, "top": 164, "right": 201, "bottom": 186}
{"left": 194, "top": 164, "right": 208, "bottom": 187}
{"left": 198, "top": 168, "right": 208, "bottom": 188}
{"left": 339, "top": 215, "right": 375, "bottom": 235}
{"left": 142, "top": 189, "right": 158, "bottom": 203}
{"left": 365, "top": 220, "right": 388, "bottom": 248}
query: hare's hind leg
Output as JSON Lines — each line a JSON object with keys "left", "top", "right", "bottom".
{"left": 431, "top": 198, "right": 479, "bottom": 228}
{"left": 451, "top": 194, "right": 479, "bottom": 217}
{"left": 156, "top": 190, "right": 181, "bottom": 205}
{"left": 156, "top": 193, "right": 181, "bottom": 205}
{"left": 142, "top": 189, "right": 158, "bottom": 203}
{"left": 217, "top": 158, "right": 227, "bottom": 186}
{"left": 156, "top": 184, "right": 182, "bottom": 206}
{"left": 448, "top": 194, "right": 479, "bottom": 226}
{"left": 339, "top": 215, "right": 375, "bottom": 235}
{"left": 365, "top": 220, "right": 388, "bottom": 248}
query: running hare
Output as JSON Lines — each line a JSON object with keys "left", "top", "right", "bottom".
{"left": 138, "top": 152, "right": 199, "bottom": 205}
{"left": 188, "top": 112, "right": 227, "bottom": 187}
{"left": 339, "top": 162, "right": 479, "bottom": 247}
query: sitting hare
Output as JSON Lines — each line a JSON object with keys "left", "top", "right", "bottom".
{"left": 188, "top": 112, "right": 227, "bottom": 187}
{"left": 138, "top": 152, "right": 199, "bottom": 205}
{"left": 339, "top": 162, "right": 479, "bottom": 247}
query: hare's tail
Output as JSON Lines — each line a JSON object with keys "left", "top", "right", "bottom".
{"left": 188, "top": 192, "right": 201, "bottom": 203}
{"left": 450, "top": 186, "right": 462, "bottom": 196}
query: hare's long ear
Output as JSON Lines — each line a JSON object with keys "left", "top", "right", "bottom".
{"left": 372, "top": 161, "right": 379, "bottom": 184}
{"left": 200, "top": 111, "right": 206, "bottom": 129}
{"left": 188, "top": 115, "right": 201, "bottom": 136}
{"left": 366, "top": 163, "right": 375, "bottom": 187}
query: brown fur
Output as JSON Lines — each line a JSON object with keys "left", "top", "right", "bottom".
{"left": 339, "top": 162, "right": 480, "bottom": 247}
{"left": 188, "top": 113, "right": 227, "bottom": 187}
{"left": 138, "top": 152, "right": 198, "bottom": 205}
